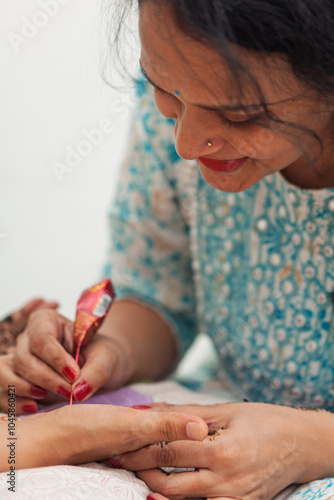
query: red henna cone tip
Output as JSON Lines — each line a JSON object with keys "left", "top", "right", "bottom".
{"left": 132, "top": 405, "right": 152, "bottom": 410}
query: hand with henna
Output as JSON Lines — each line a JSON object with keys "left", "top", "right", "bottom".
{"left": 0, "top": 304, "right": 138, "bottom": 416}
{"left": 0, "top": 298, "right": 59, "bottom": 355}
{"left": 0, "top": 298, "right": 58, "bottom": 414}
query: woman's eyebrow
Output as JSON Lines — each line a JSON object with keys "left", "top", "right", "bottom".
{"left": 139, "top": 60, "right": 290, "bottom": 113}
{"left": 139, "top": 61, "right": 167, "bottom": 94}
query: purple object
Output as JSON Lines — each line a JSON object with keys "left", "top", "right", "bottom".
{"left": 35, "top": 387, "right": 153, "bottom": 414}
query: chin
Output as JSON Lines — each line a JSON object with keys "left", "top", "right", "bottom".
{"left": 199, "top": 167, "right": 256, "bottom": 193}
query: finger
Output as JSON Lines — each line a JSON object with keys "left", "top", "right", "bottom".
{"left": 62, "top": 323, "right": 74, "bottom": 357}
{"left": 0, "top": 357, "right": 40, "bottom": 415}
{"left": 134, "top": 410, "right": 208, "bottom": 449}
{"left": 72, "top": 337, "right": 121, "bottom": 401}
{"left": 0, "top": 302, "right": 52, "bottom": 354}
{"left": 118, "top": 438, "right": 211, "bottom": 471}
{"left": 7, "top": 299, "right": 44, "bottom": 323}
{"left": 1, "top": 302, "right": 40, "bottom": 334}
{"left": 21, "top": 298, "right": 59, "bottom": 315}
{"left": 7, "top": 299, "right": 58, "bottom": 331}
{"left": 148, "top": 403, "right": 203, "bottom": 410}
{"left": 147, "top": 403, "right": 225, "bottom": 417}
{"left": 102, "top": 407, "right": 208, "bottom": 457}
{"left": 119, "top": 426, "right": 230, "bottom": 472}
{"left": 34, "top": 301, "right": 59, "bottom": 311}
{"left": 139, "top": 403, "right": 230, "bottom": 434}
{"left": 13, "top": 335, "right": 73, "bottom": 398}
{"left": 0, "top": 353, "right": 47, "bottom": 399}
{"left": 137, "top": 468, "right": 219, "bottom": 499}
{"left": 0, "top": 390, "right": 38, "bottom": 415}
{"left": 19, "top": 311, "right": 79, "bottom": 383}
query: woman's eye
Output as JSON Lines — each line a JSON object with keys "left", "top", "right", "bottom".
{"left": 153, "top": 86, "right": 261, "bottom": 129}
{"left": 218, "top": 112, "right": 257, "bottom": 130}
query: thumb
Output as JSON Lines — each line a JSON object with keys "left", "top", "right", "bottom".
{"left": 72, "top": 338, "right": 119, "bottom": 402}
{"left": 137, "top": 410, "right": 209, "bottom": 444}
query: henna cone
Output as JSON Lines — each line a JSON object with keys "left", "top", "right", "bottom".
{"left": 70, "top": 279, "right": 116, "bottom": 404}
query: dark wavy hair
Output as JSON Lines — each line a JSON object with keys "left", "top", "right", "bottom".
{"left": 102, "top": 0, "right": 334, "bottom": 168}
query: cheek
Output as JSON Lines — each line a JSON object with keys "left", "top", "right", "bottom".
{"left": 232, "top": 127, "right": 300, "bottom": 160}
{"left": 226, "top": 127, "right": 275, "bottom": 158}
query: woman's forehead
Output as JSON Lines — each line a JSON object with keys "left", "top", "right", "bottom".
{"left": 139, "top": 1, "right": 303, "bottom": 109}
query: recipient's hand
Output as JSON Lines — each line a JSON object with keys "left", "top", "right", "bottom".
{"left": 0, "top": 298, "right": 58, "bottom": 414}
{"left": 5, "top": 309, "right": 133, "bottom": 413}
{"left": 0, "top": 298, "right": 58, "bottom": 355}
{"left": 14, "top": 405, "right": 209, "bottom": 472}
{"left": 113, "top": 402, "right": 328, "bottom": 500}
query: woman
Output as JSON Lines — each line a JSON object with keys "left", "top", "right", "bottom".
{"left": 1, "top": 0, "right": 334, "bottom": 498}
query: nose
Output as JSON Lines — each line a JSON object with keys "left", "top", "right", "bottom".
{"left": 174, "top": 108, "right": 223, "bottom": 160}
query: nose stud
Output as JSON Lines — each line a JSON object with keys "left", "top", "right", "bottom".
{"left": 208, "top": 141, "right": 212, "bottom": 147}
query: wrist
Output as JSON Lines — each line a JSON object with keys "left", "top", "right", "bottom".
{"left": 15, "top": 407, "right": 106, "bottom": 469}
{"left": 295, "top": 408, "right": 334, "bottom": 482}
{"left": 16, "top": 412, "right": 72, "bottom": 469}
{"left": 99, "top": 299, "right": 176, "bottom": 381}
{"left": 102, "top": 335, "right": 137, "bottom": 388}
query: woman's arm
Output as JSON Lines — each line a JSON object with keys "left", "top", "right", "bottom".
{"left": 0, "top": 405, "right": 208, "bottom": 472}
{"left": 98, "top": 299, "right": 177, "bottom": 383}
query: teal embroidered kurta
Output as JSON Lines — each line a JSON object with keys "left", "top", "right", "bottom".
{"left": 104, "top": 80, "right": 334, "bottom": 410}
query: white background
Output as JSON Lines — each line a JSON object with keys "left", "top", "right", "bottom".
{"left": 0, "top": 0, "right": 138, "bottom": 319}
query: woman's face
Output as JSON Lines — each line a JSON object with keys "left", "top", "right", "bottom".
{"left": 139, "top": 2, "right": 334, "bottom": 192}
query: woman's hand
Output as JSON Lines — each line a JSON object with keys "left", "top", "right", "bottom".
{"left": 112, "top": 402, "right": 334, "bottom": 500}
{"left": 0, "top": 299, "right": 59, "bottom": 414}
{"left": 12, "top": 405, "right": 209, "bottom": 472}
{"left": 3, "top": 308, "right": 135, "bottom": 413}
{"left": 0, "top": 298, "right": 59, "bottom": 355}
{"left": 0, "top": 308, "right": 77, "bottom": 414}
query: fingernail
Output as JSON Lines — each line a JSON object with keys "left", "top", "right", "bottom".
{"left": 186, "top": 422, "right": 205, "bottom": 440}
{"left": 30, "top": 386, "right": 48, "bottom": 398}
{"left": 132, "top": 405, "right": 152, "bottom": 410}
{"left": 147, "top": 496, "right": 156, "bottom": 500}
{"left": 105, "top": 458, "right": 123, "bottom": 469}
{"left": 57, "top": 386, "right": 71, "bottom": 399}
{"left": 73, "top": 381, "right": 92, "bottom": 401}
{"left": 22, "top": 405, "right": 37, "bottom": 414}
{"left": 63, "top": 366, "right": 76, "bottom": 383}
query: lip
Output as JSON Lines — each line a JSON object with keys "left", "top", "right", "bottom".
{"left": 198, "top": 156, "right": 249, "bottom": 173}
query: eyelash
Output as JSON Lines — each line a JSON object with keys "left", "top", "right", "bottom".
{"left": 217, "top": 112, "right": 255, "bottom": 129}
{"left": 153, "top": 87, "right": 256, "bottom": 129}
